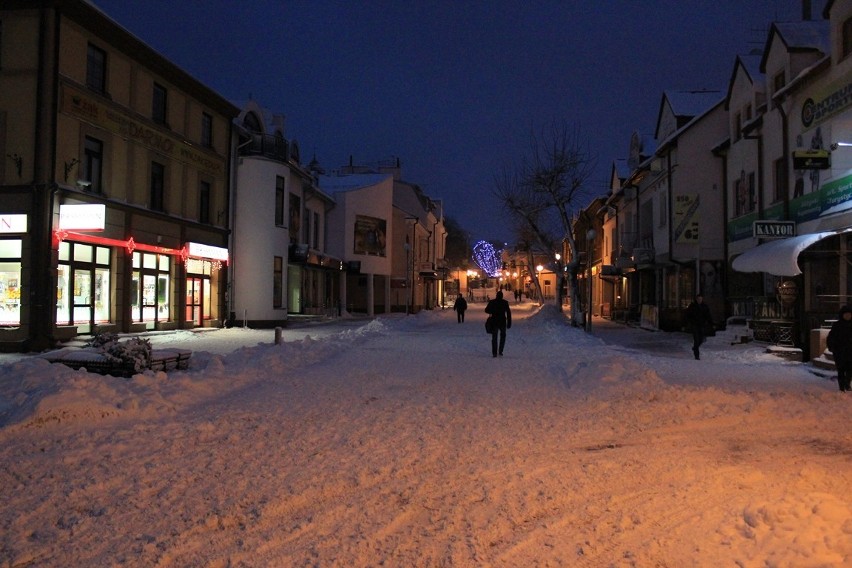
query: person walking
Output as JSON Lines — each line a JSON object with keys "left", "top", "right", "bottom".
{"left": 485, "top": 290, "right": 512, "bottom": 357}
{"left": 826, "top": 305, "right": 852, "bottom": 392}
{"left": 453, "top": 294, "right": 468, "bottom": 323}
{"left": 685, "top": 294, "right": 713, "bottom": 360}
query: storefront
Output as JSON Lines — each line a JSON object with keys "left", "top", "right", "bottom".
{"left": 0, "top": 214, "right": 27, "bottom": 329}
{"left": 56, "top": 203, "right": 228, "bottom": 334}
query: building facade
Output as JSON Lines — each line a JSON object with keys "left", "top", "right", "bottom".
{"left": 231, "top": 100, "right": 338, "bottom": 327}
{"left": 0, "top": 1, "right": 237, "bottom": 351}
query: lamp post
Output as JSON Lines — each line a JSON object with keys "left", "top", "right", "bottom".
{"left": 586, "top": 229, "right": 596, "bottom": 332}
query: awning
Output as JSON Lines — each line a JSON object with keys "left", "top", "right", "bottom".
{"left": 731, "top": 227, "right": 852, "bottom": 276}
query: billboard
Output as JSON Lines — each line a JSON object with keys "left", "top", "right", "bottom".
{"left": 354, "top": 215, "right": 387, "bottom": 257}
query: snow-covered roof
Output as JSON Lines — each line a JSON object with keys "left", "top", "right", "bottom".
{"left": 317, "top": 173, "right": 392, "bottom": 193}
{"left": 664, "top": 90, "right": 724, "bottom": 120}
{"left": 760, "top": 21, "right": 830, "bottom": 73}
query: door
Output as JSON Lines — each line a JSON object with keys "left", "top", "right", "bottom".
{"left": 186, "top": 277, "right": 203, "bottom": 325}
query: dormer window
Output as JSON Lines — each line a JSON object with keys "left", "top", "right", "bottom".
{"left": 843, "top": 16, "right": 852, "bottom": 59}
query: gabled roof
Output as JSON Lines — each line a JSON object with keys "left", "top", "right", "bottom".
{"left": 759, "top": 20, "right": 830, "bottom": 73}
{"left": 656, "top": 95, "right": 725, "bottom": 153}
{"left": 724, "top": 54, "right": 764, "bottom": 110}
{"left": 655, "top": 90, "right": 723, "bottom": 140}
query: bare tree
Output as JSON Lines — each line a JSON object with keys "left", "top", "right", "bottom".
{"left": 494, "top": 121, "right": 597, "bottom": 324}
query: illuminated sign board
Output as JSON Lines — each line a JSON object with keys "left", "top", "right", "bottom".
{"left": 187, "top": 242, "right": 229, "bottom": 261}
{"left": 0, "top": 214, "right": 27, "bottom": 233}
{"left": 58, "top": 204, "right": 106, "bottom": 231}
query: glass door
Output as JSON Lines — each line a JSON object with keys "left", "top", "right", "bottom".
{"left": 186, "top": 277, "right": 202, "bottom": 325}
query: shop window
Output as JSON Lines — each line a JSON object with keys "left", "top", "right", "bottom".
{"left": 56, "top": 241, "right": 111, "bottom": 329}
{"left": 131, "top": 252, "right": 170, "bottom": 323}
{"left": 0, "top": 239, "right": 22, "bottom": 326}
{"left": 86, "top": 43, "right": 107, "bottom": 94}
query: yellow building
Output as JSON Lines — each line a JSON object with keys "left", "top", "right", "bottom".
{"left": 0, "top": 1, "right": 238, "bottom": 351}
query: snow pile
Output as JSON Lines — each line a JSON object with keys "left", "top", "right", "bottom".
{"left": 0, "top": 303, "right": 850, "bottom": 567}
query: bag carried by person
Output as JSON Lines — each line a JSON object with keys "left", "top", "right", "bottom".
{"left": 485, "top": 316, "right": 495, "bottom": 334}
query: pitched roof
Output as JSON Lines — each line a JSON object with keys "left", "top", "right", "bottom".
{"left": 759, "top": 20, "right": 830, "bottom": 73}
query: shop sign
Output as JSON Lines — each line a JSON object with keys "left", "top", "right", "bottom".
{"left": 187, "top": 242, "right": 228, "bottom": 261}
{"left": 792, "top": 149, "right": 830, "bottom": 170}
{"left": 0, "top": 214, "right": 27, "bottom": 233}
{"left": 753, "top": 220, "right": 795, "bottom": 239}
{"left": 59, "top": 204, "right": 105, "bottom": 231}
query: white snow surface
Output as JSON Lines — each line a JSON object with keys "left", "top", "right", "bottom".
{"left": 1, "top": 303, "right": 850, "bottom": 567}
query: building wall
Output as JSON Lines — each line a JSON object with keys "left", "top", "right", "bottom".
{"left": 0, "top": 2, "right": 236, "bottom": 350}
{"left": 233, "top": 157, "right": 290, "bottom": 324}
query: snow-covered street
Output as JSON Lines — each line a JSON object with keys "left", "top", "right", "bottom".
{"left": 1, "top": 303, "right": 850, "bottom": 567}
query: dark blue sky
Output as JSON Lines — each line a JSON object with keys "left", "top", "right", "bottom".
{"left": 94, "top": 1, "right": 816, "bottom": 243}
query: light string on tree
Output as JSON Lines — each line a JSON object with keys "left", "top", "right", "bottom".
{"left": 472, "top": 240, "right": 502, "bottom": 277}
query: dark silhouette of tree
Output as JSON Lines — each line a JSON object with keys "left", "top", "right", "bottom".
{"left": 494, "top": 121, "right": 597, "bottom": 325}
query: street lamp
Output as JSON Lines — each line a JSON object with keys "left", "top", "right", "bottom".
{"left": 586, "top": 229, "right": 596, "bottom": 332}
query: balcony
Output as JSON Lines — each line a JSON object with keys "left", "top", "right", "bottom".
{"left": 239, "top": 132, "right": 289, "bottom": 163}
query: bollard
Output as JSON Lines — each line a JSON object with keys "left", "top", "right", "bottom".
{"left": 274, "top": 326, "right": 282, "bottom": 345}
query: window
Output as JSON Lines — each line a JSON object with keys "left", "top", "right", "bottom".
{"left": 86, "top": 43, "right": 107, "bottom": 93}
{"left": 735, "top": 175, "right": 746, "bottom": 216}
{"left": 150, "top": 161, "right": 165, "bottom": 211}
{"left": 658, "top": 190, "right": 668, "bottom": 228}
{"left": 289, "top": 193, "right": 301, "bottom": 243}
{"left": 152, "top": 83, "right": 167, "bottom": 125}
{"left": 748, "top": 172, "right": 756, "bottom": 213}
{"left": 201, "top": 112, "right": 213, "bottom": 148}
{"left": 56, "top": 241, "right": 111, "bottom": 330}
{"left": 773, "top": 71, "right": 786, "bottom": 95}
{"left": 313, "top": 211, "right": 320, "bottom": 249}
{"left": 734, "top": 112, "right": 742, "bottom": 141}
{"left": 130, "top": 252, "right": 170, "bottom": 324}
{"left": 83, "top": 136, "right": 103, "bottom": 193}
{"left": 199, "top": 180, "right": 211, "bottom": 224}
{"left": 273, "top": 256, "right": 283, "bottom": 309}
{"left": 275, "top": 176, "right": 285, "bottom": 226}
{"left": 774, "top": 157, "right": 787, "bottom": 203}
{"left": 303, "top": 208, "right": 311, "bottom": 247}
{"left": 0, "top": 239, "right": 22, "bottom": 327}
{"left": 843, "top": 16, "right": 852, "bottom": 59}
{"left": 745, "top": 104, "right": 753, "bottom": 121}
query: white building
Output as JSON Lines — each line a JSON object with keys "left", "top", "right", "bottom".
{"left": 231, "top": 100, "right": 337, "bottom": 327}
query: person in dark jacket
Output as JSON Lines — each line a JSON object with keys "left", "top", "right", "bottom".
{"left": 453, "top": 294, "right": 468, "bottom": 323}
{"left": 826, "top": 305, "right": 852, "bottom": 392}
{"left": 685, "top": 294, "right": 713, "bottom": 360}
{"left": 485, "top": 290, "right": 512, "bottom": 357}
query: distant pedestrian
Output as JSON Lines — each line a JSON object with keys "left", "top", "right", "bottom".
{"left": 485, "top": 290, "right": 512, "bottom": 357}
{"left": 826, "top": 305, "right": 852, "bottom": 392}
{"left": 453, "top": 294, "right": 468, "bottom": 323}
{"left": 685, "top": 294, "right": 713, "bottom": 360}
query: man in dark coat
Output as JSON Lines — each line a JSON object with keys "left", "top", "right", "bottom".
{"left": 685, "top": 294, "right": 713, "bottom": 360}
{"left": 826, "top": 305, "right": 852, "bottom": 392}
{"left": 485, "top": 290, "right": 512, "bottom": 357}
{"left": 453, "top": 294, "right": 468, "bottom": 323}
